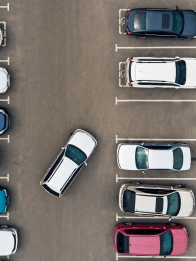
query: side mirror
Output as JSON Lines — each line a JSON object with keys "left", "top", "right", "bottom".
{"left": 61, "top": 147, "right": 64, "bottom": 150}
{"left": 84, "top": 162, "right": 87, "bottom": 166}
{"left": 169, "top": 217, "right": 172, "bottom": 221}
{"left": 164, "top": 256, "right": 167, "bottom": 260}
{"left": 142, "top": 171, "right": 145, "bottom": 174}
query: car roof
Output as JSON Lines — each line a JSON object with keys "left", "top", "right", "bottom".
{"left": 129, "top": 235, "right": 160, "bottom": 255}
{"left": 148, "top": 149, "right": 173, "bottom": 169}
{"left": 47, "top": 156, "right": 78, "bottom": 193}
{"left": 132, "top": 61, "right": 176, "bottom": 82}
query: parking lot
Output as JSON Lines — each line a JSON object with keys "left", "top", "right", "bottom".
{"left": 1, "top": 0, "right": 196, "bottom": 260}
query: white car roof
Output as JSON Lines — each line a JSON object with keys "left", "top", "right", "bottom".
{"left": 184, "top": 60, "right": 196, "bottom": 87}
{"left": 0, "top": 230, "right": 14, "bottom": 255}
{"left": 132, "top": 61, "right": 176, "bottom": 82}
{"left": 69, "top": 129, "right": 96, "bottom": 157}
{"left": 148, "top": 149, "right": 173, "bottom": 169}
{"left": 47, "top": 157, "right": 78, "bottom": 193}
{"left": 135, "top": 195, "right": 156, "bottom": 213}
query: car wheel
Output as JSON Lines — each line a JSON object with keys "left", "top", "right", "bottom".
{"left": 169, "top": 223, "right": 176, "bottom": 226}
{"left": 123, "top": 222, "right": 133, "bottom": 226}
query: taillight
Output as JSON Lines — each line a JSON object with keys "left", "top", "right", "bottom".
{"left": 129, "top": 83, "right": 132, "bottom": 87}
{"left": 127, "top": 9, "right": 132, "bottom": 15}
{"left": 129, "top": 57, "right": 132, "bottom": 60}
{"left": 127, "top": 28, "right": 132, "bottom": 35}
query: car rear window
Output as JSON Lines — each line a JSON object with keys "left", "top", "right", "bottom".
{"left": 117, "top": 232, "right": 129, "bottom": 253}
{"left": 173, "top": 148, "right": 183, "bottom": 170}
{"left": 123, "top": 190, "right": 135, "bottom": 212}
{"left": 136, "top": 147, "right": 149, "bottom": 169}
{"left": 65, "top": 145, "right": 87, "bottom": 166}
{"left": 175, "top": 60, "right": 186, "bottom": 85}
{"left": 134, "top": 11, "right": 146, "bottom": 31}
{"left": 166, "top": 192, "right": 181, "bottom": 216}
{"left": 160, "top": 231, "right": 173, "bottom": 255}
{"left": 155, "top": 197, "right": 163, "bottom": 213}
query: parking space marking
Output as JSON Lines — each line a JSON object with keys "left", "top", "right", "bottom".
{"left": 115, "top": 44, "right": 196, "bottom": 52}
{"left": 119, "top": 9, "right": 128, "bottom": 34}
{"left": 0, "top": 174, "right": 9, "bottom": 182}
{"left": 0, "top": 212, "right": 9, "bottom": 220}
{"left": 0, "top": 57, "right": 9, "bottom": 65}
{"left": 116, "top": 174, "right": 196, "bottom": 183}
{"left": 116, "top": 254, "right": 196, "bottom": 260}
{"left": 0, "top": 96, "right": 10, "bottom": 104}
{"left": 115, "top": 97, "right": 196, "bottom": 105}
{"left": 116, "top": 213, "right": 196, "bottom": 222}
{"left": 0, "top": 135, "right": 10, "bottom": 143}
{"left": 0, "top": 3, "right": 9, "bottom": 11}
{"left": 116, "top": 135, "right": 196, "bottom": 143}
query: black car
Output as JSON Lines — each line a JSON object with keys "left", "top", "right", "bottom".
{"left": 125, "top": 7, "right": 196, "bottom": 39}
{"left": 0, "top": 108, "right": 9, "bottom": 135}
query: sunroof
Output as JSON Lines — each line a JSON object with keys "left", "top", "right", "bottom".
{"left": 162, "top": 14, "right": 170, "bottom": 29}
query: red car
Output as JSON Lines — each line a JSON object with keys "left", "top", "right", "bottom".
{"left": 114, "top": 222, "right": 189, "bottom": 257}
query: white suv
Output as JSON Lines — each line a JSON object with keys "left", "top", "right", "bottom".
{"left": 123, "top": 56, "right": 196, "bottom": 88}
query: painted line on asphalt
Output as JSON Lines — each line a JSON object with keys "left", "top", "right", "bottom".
{"left": 115, "top": 44, "right": 196, "bottom": 52}
{"left": 0, "top": 57, "right": 9, "bottom": 65}
{"left": 0, "top": 174, "right": 9, "bottom": 182}
{"left": 0, "top": 212, "right": 9, "bottom": 220}
{"left": 0, "top": 96, "right": 10, "bottom": 104}
{"left": 116, "top": 213, "right": 196, "bottom": 222}
{"left": 115, "top": 135, "right": 196, "bottom": 143}
{"left": 0, "top": 135, "right": 10, "bottom": 143}
{"left": 116, "top": 253, "right": 196, "bottom": 260}
{"left": 0, "top": 3, "right": 9, "bottom": 11}
{"left": 116, "top": 174, "right": 196, "bottom": 183}
{"left": 115, "top": 97, "right": 196, "bottom": 105}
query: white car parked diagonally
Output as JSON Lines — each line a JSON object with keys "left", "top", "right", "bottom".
{"left": 123, "top": 56, "right": 196, "bottom": 88}
{"left": 117, "top": 143, "right": 191, "bottom": 171}
{"left": 40, "top": 129, "right": 97, "bottom": 198}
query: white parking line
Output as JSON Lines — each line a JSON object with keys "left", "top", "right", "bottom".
{"left": 116, "top": 135, "right": 196, "bottom": 143}
{"left": 0, "top": 3, "right": 9, "bottom": 11}
{"left": 0, "top": 174, "right": 9, "bottom": 182}
{"left": 115, "top": 44, "right": 196, "bottom": 52}
{"left": 0, "top": 212, "right": 9, "bottom": 220}
{"left": 0, "top": 135, "right": 10, "bottom": 143}
{"left": 116, "top": 174, "right": 196, "bottom": 183}
{"left": 115, "top": 97, "right": 196, "bottom": 105}
{"left": 0, "top": 57, "right": 9, "bottom": 65}
{"left": 0, "top": 96, "right": 10, "bottom": 104}
{"left": 116, "top": 213, "right": 196, "bottom": 222}
{"left": 116, "top": 254, "right": 196, "bottom": 260}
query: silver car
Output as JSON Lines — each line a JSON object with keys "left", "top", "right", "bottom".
{"left": 40, "top": 129, "right": 97, "bottom": 198}
{"left": 117, "top": 143, "right": 191, "bottom": 171}
{"left": 119, "top": 183, "right": 195, "bottom": 217}
{"left": 0, "top": 225, "right": 18, "bottom": 255}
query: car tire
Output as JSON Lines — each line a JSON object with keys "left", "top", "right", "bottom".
{"left": 169, "top": 223, "right": 176, "bottom": 226}
{"left": 123, "top": 222, "right": 133, "bottom": 226}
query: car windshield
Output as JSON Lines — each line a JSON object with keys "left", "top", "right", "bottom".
{"left": 136, "top": 147, "right": 149, "bottom": 169}
{"left": 123, "top": 190, "right": 136, "bottom": 212}
{"left": 134, "top": 11, "right": 146, "bottom": 31}
{"left": 173, "top": 11, "right": 184, "bottom": 34}
{"left": 160, "top": 231, "right": 173, "bottom": 255}
{"left": 175, "top": 60, "right": 186, "bottom": 85}
{"left": 173, "top": 148, "right": 183, "bottom": 170}
{"left": 166, "top": 192, "right": 181, "bottom": 216}
{"left": 116, "top": 232, "right": 129, "bottom": 253}
{"left": 65, "top": 145, "right": 87, "bottom": 166}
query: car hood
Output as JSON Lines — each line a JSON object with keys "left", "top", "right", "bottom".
{"left": 182, "top": 11, "right": 196, "bottom": 38}
{"left": 180, "top": 146, "right": 191, "bottom": 170}
{"left": 0, "top": 69, "right": 8, "bottom": 92}
{"left": 47, "top": 157, "right": 78, "bottom": 193}
{"left": 0, "top": 231, "right": 15, "bottom": 255}
{"left": 69, "top": 130, "right": 96, "bottom": 157}
{"left": 177, "top": 190, "right": 195, "bottom": 217}
{"left": 184, "top": 60, "right": 196, "bottom": 87}
{"left": 129, "top": 235, "right": 160, "bottom": 255}
{"left": 118, "top": 144, "right": 137, "bottom": 170}
{"left": 171, "top": 228, "right": 189, "bottom": 255}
